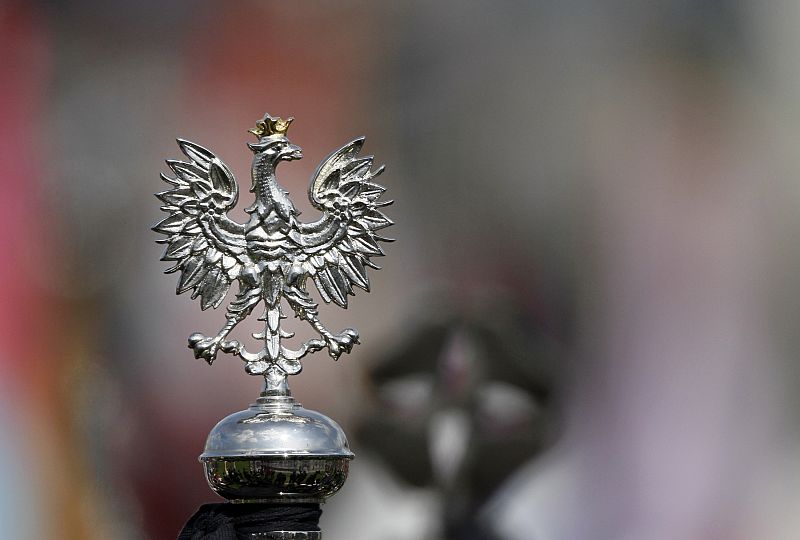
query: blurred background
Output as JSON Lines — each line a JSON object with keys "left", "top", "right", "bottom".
{"left": 2, "top": 1, "right": 800, "bottom": 539}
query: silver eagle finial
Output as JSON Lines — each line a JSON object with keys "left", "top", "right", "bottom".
{"left": 154, "top": 113, "right": 393, "bottom": 389}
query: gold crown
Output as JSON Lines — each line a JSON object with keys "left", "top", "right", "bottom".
{"left": 249, "top": 114, "right": 294, "bottom": 138}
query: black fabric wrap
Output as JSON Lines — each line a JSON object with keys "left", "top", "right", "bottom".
{"left": 178, "top": 503, "right": 322, "bottom": 539}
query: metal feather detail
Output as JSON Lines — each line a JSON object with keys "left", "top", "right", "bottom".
{"left": 154, "top": 114, "right": 393, "bottom": 385}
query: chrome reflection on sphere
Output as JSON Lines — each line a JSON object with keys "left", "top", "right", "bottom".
{"left": 203, "top": 457, "right": 350, "bottom": 503}
{"left": 202, "top": 395, "right": 353, "bottom": 459}
{"left": 199, "top": 392, "right": 353, "bottom": 502}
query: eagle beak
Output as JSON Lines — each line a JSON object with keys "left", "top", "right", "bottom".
{"left": 285, "top": 144, "right": 303, "bottom": 160}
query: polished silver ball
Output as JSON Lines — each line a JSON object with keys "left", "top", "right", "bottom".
{"left": 200, "top": 394, "right": 353, "bottom": 503}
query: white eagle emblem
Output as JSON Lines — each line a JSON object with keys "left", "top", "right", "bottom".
{"left": 154, "top": 114, "right": 393, "bottom": 385}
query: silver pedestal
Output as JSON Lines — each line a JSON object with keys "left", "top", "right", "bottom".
{"left": 201, "top": 384, "right": 353, "bottom": 504}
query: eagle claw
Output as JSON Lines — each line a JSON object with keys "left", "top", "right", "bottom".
{"left": 326, "top": 328, "right": 360, "bottom": 360}
{"left": 188, "top": 332, "right": 223, "bottom": 365}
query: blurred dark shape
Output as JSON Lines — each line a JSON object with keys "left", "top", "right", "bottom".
{"left": 178, "top": 503, "right": 321, "bottom": 539}
{"left": 357, "top": 296, "right": 561, "bottom": 539}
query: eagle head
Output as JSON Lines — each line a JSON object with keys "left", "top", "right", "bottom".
{"left": 247, "top": 113, "right": 302, "bottom": 162}
{"left": 247, "top": 135, "right": 303, "bottom": 162}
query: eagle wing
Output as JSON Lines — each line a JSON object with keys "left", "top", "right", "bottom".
{"left": 293, "top": 137, "right": 394, "bottom": 307}
{"left": 153, "top": 139, "right": 246, "bottom": 310}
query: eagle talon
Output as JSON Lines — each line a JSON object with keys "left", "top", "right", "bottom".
{"left": 326, "top": 328, "right": 360, "bottom": 359}
{"left": 188, "top": 332, "right": 224, "bottom": 365}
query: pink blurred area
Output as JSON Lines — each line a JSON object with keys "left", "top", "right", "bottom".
{"left": 3, "top": 1, "right": 800, "bottom": 539}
